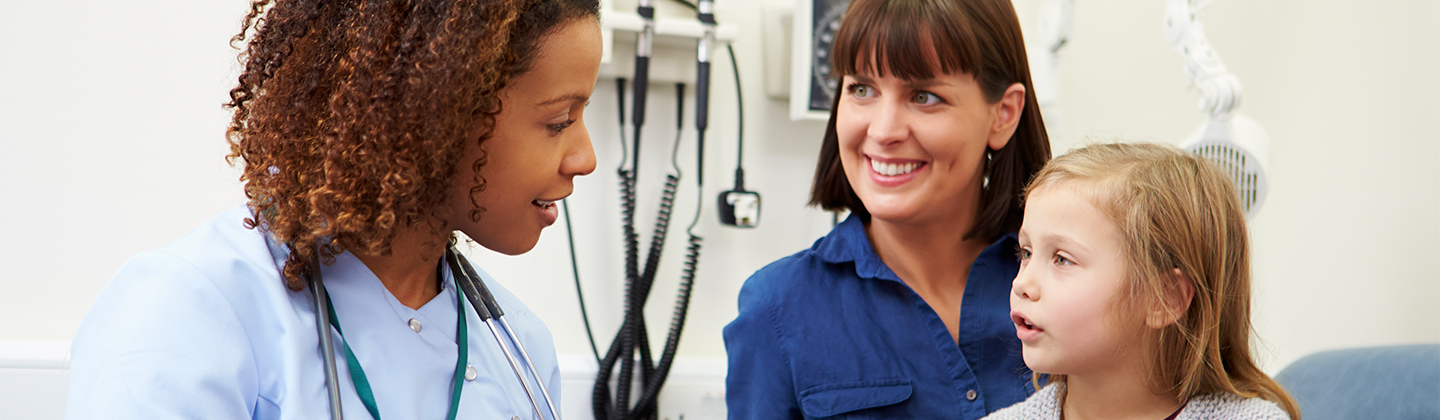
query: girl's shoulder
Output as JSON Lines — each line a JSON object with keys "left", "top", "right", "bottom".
{"left": 981, "top": 383, "right": 1063, "bottom": 420}
{"left": 1179, "top": 392, "right": 1290, "bottom": 420}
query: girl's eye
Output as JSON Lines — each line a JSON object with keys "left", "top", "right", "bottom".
{"left": 912, "top": 91, "right": 942, "bottom": 105}
{"left": 1053, "top": 254, "right": 1074, "bottom": 266}
{"left": 1016, "top": 247, "right": 1032, "bottom": 262}
{"left": 549, "top": 119, "right": 576, "bottom": 133}
{"left": 846, "top": 83, "right": 874, "bottom": 99}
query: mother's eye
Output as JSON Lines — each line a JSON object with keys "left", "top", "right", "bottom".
{"left": 846, "top": 83, "right": 875, "bottom": 99}
{"left": 912, "top": 91, "right": 942, "bottom": 105}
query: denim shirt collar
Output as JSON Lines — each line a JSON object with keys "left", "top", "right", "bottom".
{"left": 812, "top": 214, "right": 1018, "bottom": 283}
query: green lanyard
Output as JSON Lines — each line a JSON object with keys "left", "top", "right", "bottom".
{"left": 323, "top": 275, "right": 468, "bottom": 420}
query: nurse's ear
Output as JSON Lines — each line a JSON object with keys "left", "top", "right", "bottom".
{"left": 986, "top": 83, "right": 1026, "bottom": 151}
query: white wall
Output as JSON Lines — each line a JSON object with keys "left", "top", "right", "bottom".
{"left": 1026, "top": 0, "right": 1440, "bottom": 371}
{"left": 2, "top": 0, "right": 1437, "bottom": 414}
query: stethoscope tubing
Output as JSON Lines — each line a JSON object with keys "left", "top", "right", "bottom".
{"left": 311, "top": 248, "right": 559, "bottom": 420}
{"left": 483, "top": 318, "right": 546, "bottom": 420}
{"left": 500, "top": 316, "right": 560, "bottom": 419}
{"left": 451, "top": 249, "right": 561, "bottom": 420}
{"left": 311, "top": 256, "right": 347, "bottom": 420}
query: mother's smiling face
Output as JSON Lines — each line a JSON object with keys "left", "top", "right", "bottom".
{"left": 835, "top": 66, "right": 1022, "bottom": 227}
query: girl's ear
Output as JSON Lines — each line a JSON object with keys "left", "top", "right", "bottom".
{"left": 1146, "top": 268, "right": 1195, "bottom": 328}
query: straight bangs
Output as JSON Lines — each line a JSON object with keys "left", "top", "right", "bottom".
{"left": 831, "top": 0, "right": 983, "bottom": 82}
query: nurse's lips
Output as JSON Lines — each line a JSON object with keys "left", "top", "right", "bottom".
{"left": 533, "top": 199, "right": 559, "bottom": 226}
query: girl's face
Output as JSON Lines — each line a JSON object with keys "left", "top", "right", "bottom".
{"left": 1010, "top": 184, "right": 1140, "bottom": 376}
{"left": 449, "top": 19, "right": 601, "bottom": 255}
{"left": 835, "top": 69, "right": 1020, "bottom": 226}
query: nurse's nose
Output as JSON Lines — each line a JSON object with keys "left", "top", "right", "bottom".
{"left": 564, "top": 122, "right": 597, "bottom": 177}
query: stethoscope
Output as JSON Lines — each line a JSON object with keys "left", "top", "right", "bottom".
{"left": 307, "top": 246, "right": 559, "bottom": 420}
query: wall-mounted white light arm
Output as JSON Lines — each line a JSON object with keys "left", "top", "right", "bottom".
{"left": 1164, "top": 0, "right": 1270, "bottom": 219}
{"left": 1163, "top": 0, "right": 1242, "bottom": 119}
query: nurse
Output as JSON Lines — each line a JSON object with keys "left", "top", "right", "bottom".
{"left": 723, "top": 0, "right": 1051, "bottom": 418}
{"left": 66, "top": 0, "right": 601, "bottom": 418}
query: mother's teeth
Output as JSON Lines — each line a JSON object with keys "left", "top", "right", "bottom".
{"left": 870, "top": 159, "right": 920, "bottom": 176}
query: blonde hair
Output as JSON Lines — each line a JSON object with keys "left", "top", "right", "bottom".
{"left": 1024, "top": 142, "right": 1299, "bottom": 419}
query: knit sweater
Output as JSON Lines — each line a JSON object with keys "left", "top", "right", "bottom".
{"left": 983, "top": 383, "right": 1290, "bottom": 420}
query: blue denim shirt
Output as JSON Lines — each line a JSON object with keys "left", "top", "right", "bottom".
{"left": 724, "top": 215, "right": 1033, "bottom": 419}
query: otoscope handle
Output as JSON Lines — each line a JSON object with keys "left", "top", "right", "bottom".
{"left": 695, "top": 61, "right": 710, "bottom": 185}
{"left": 631, "top": 55, "right": 650, "bottom": 128}
{"left": 695, "top": 62, "right": 710, "bottom": 132}
{"left": 676, "top": 82, "right": 685, "bottom": 129}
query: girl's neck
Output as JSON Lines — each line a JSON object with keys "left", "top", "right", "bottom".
{"left": 1061, "top": 358, "right": 1184, "bottom": 420}
{"left": 351, "top": 225, "right": 448, "bottom": 310}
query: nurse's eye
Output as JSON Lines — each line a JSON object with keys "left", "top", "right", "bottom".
{"left": 548, "top": 119, "right": 576, "bottom": 134}
{"left": 846, "top": 83, "right": 875, "bottom": 99}
{"left": 912, "top": 91, "right": 943, "bottom": 105}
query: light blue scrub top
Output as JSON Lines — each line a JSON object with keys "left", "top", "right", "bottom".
{"left": 67, "top": 205, "right": 560, "bottom": 419}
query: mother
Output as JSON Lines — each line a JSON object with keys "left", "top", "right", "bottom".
{"left": 723, "top": 0, "right": 1050, "bottom": 418}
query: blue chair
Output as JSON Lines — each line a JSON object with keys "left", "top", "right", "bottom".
{"left": 1275, "top": 344, "right": 1440, "bottom": 420}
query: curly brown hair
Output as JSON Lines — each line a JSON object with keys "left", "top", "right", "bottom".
{"left": 224, "top": 0, "right": 599, "bottom": 291}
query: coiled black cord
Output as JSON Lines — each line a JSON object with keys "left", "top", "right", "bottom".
{"left": 586, "top": 2, "right": 731, "bottom": 409}
{"left": 594, "top": 74, "right": 648, "bottom": 420}
{"left": 594, "top": 81, "right": 687, "bottom": 420}
{"left": 628, "top": 91, "right": 705, "bottom": 419}
{"left": 640, "top": 174, "right": 679, "bottom": 291}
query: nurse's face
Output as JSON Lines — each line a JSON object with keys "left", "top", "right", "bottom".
{"left": 835, "top": 67, "right": 1023, "bottom": 226}
{"left": 449, "top": 19, "right": 601, "bottom": 255}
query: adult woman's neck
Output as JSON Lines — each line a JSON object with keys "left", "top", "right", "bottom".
{"left": 1061, "top": 355, "right": 1183, "bottom": 420}
{"left": 350, "top": 225, "right": 448, "bottom": 310}
{"left": 866, "top": 212, "right": 989, "bottom": 297}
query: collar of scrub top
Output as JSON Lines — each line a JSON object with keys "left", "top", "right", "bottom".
{"left": 315, "top": 253, "right": 468, "bottom": 420}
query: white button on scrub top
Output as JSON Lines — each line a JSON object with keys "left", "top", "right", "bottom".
{"left": 465, "top": 365, "right": 477, "bottom": 381}
{"left": 408, "top": 318, "right": 422, "bottom": 333}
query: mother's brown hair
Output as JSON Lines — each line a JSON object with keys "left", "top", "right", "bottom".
{"left": 224, "top": 0, "right": 598, "bottom": 290}
{"left": 809, "top": 0, "right": 1050, "bottom": 240}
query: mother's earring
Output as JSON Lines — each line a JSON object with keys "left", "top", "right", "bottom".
{"left": 982, "top": 150, "right": 995, "bottom": 188}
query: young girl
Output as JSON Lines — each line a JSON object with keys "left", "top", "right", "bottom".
{"left": 988, "top": 142, "right": 1300, "bottom": 420}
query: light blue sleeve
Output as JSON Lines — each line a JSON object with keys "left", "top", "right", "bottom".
{"left": 66, "top": 251, "right": 260, "bottom": 420}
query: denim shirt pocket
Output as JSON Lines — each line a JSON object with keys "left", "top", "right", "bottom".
{"left": 797, "top": 379, "right": 913, "bottom": 418}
